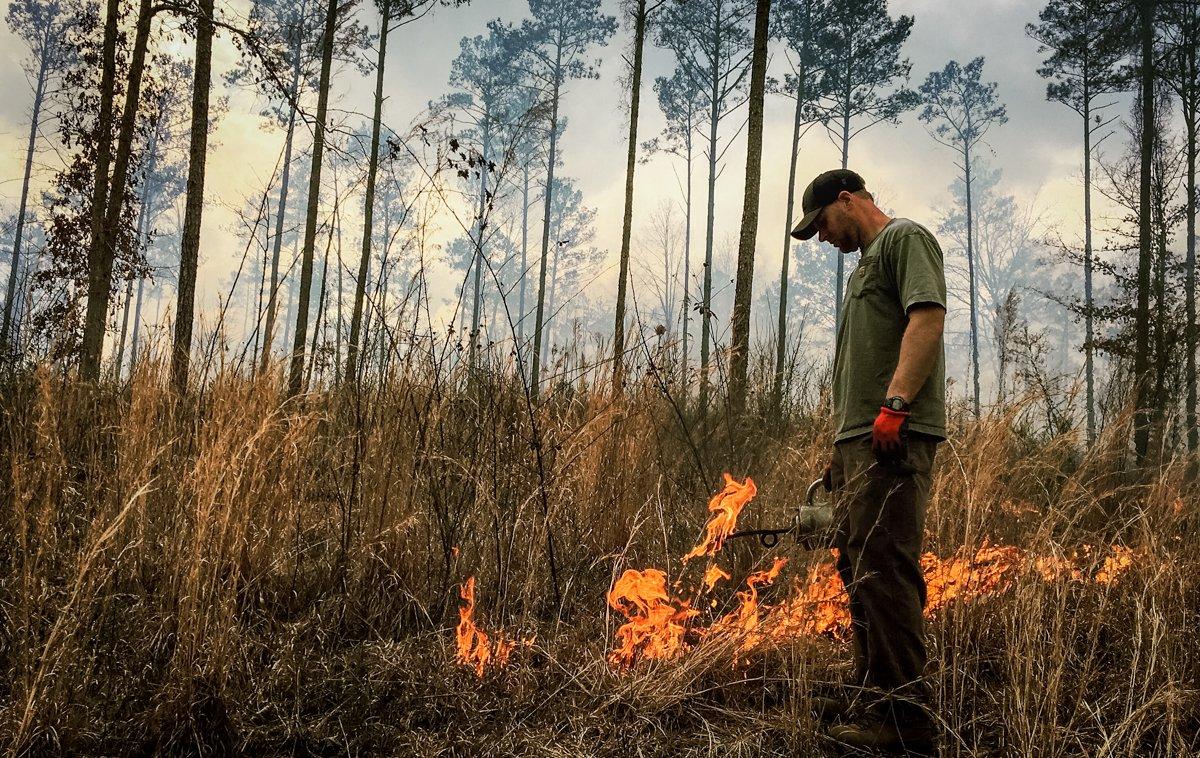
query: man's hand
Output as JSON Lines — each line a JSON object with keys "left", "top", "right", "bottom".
{"left": 872, "top": 406, "right": 910, "bottom": 457}
{"left": 822, "top": 460, "right": 833, "bottom": 492}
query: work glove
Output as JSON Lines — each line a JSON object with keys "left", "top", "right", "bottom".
{"left": 871, "top": 406, "right": 910, "bottom": 459}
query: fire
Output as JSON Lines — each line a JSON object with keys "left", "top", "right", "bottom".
{"left": 711, "top": 558, "right": 788, "bottom": 650}
{"left": 765, "top": 559, "right": 851, "bottom": 638}
{"left": 682, "top": 473, "right": 757, "bottom": 563}
{"left": 1095, "top": 545, "right": 1135, "bottom": 584}
{"left": 702, "top": 564, "right": 731, "bottom": 592}
{"left": 455, "top": 577, "right": 515, "bottom": 677}
{"left": 607, "top": 568, "right": 699, "bottom": 667}
{"left": 923, "top": 542, "right": 1021, "bottom": 611}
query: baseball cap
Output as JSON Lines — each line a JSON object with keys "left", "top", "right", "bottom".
{"left": 790, "top": 169, "right": 867, "bottom": 241}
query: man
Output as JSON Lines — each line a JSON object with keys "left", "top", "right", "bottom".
{"left": 791, "top": 169, "right": 947, "bottom": 755}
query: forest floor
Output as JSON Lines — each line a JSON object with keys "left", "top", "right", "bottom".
{"left": 1, "top": 359, "right": 1198, "bottom": 756}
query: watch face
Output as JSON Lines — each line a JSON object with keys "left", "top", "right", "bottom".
{"left": 887, "top": 397, "right": 905, "bottom": 411}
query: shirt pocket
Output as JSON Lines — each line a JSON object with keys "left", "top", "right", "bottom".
{"left": 849, "top": 255, "right": 881, "bottom": 298}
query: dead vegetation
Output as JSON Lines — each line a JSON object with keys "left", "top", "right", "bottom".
{"left": 0, "top": 352, "right": 1198, "bottom": 756}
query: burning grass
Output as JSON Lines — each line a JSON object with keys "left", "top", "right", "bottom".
{"left": 0, "top": 360, "right": 1198, "bottom": 755}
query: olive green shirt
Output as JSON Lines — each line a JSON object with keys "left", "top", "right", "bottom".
{"left": 832, "top": 218, "right": 947, "bottom": 443}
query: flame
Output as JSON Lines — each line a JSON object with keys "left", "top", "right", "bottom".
{"left": 682, "top": 473, "right": 757, "bottom": 563}
{"left": 1095, "top": 545, "right": 1135, "bottom": 584}
{"left": 607, "top": 568, "right": 699, "bottom": 667}
{"left": 455, "top": 577, "right": 515, "bottom": 677}
{"left": 765, "top": 558, "right": 851, "bottom": 638}
{"left": 711, "top": 558, "right": 788, "bottom": 650}
{"left": 703, "top": 564, "right": 732, "bottom": 592}
{"left": 923, "top": 542, "right": 1021, "bottom": 611}
{"left": 599, "top": 477, "right": 1146, "bottom": 671}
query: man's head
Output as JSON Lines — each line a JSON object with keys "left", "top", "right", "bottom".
{"left": 790, "top": 169, "right": 882, "bottom": 254}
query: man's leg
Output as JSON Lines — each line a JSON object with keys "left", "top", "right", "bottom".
{"left": 830, "top": 434, "right": 939, "bottom": 747}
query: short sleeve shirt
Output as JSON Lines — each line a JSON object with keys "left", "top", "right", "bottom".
{"left": 832, "top": 218, "right": 947, "bottom": 443}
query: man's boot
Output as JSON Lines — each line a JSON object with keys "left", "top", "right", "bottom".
{"left": 809, "top": 695, "right": 849, "bottom": 724}
{"left": 827, "top": 711, "right": 936, "bottom": 756}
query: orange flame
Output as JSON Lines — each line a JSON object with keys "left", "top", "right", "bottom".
{"left": 711, "top": 558, "right": 788, "bottom": 649}
{"left": 765, "top": 558, "right": 851, "bottom": 638}
{"left": 607, "top": 568, "right": 699, "bottom": 667}
{"left": 923, "top": 542, "right": 1021, "bottom": 612}
{"left": 703, "top": 564, "right": 732, "bottom": 592}
{"left": 455, "top": 577, "right": 515, "bottom": 677}
{"left": 682, "top": 474, "right": 757, "bottom": 563}
{"left": 1095, "top": 545, "right": 1135, "bottom": 584}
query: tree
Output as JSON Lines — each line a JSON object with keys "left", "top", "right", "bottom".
{"left": 771, "top": 0, "right": 832, "bottom": 413}
{"left": 230, "top": 0, "right": 324, "bottom": 373}
{"left": 113, "top": 65, "right": 192, "bottom": 378}
{"left": 812, "top": 0, "right": 918, "bottom": 327}
{"left": 612, "top": 0, "right": 670, "bottom": 391}
{"left": 935, "top": 163, "right": 1053, "bottom": 402}
{"left": 1027, "top": 0, "right": 1131, "bottom": 443}
{"left": 645, "top": 68, "right": 704, "bottom": 392}
{"left": 655, "top": 0, "right": 754, "bottom": 414}
{"left": 537, "top": 177, "right": 600, "bottom": 370}
{"left": 344, "top": 0, "right": 466, "bottom": 384}
{"left": 1133, "top": 0, "right": 1156, "bottom": 461}
{"left": 288, "top": 0, "right": 351, "bottom": 395}
{"left": 728, "top": 0, "right": 771, "bottom": 413}
{"left": 919, "top": 57, "right": 1008, "bottom": 418}
{"left": 2, "top": 0, "right": 71, "bottom": 355}
{"left": 81, "top": 0, "right": 164, "bottom": 381}
{"left": 442, "top": 21, "right": 521, "bottom": 372}
{"left": 515, "top": 0, "right": 616, "bottom": 399}
{"left": 172, "top": 0, "right": 216, "bottom": 391}
{"left": 1162, "top": 0, "right": 1200, "bottom": 453}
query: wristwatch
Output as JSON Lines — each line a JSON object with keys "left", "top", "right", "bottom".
{"left": 884, "top": 396, "right": 910, "bottom": 412}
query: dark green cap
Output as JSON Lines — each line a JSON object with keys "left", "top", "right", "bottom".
{"left": 790, "top": 169, "right": 867, "bottom": 241}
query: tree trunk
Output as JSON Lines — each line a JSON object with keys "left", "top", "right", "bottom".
{"left": 283, "top": 241, "right": 298, "bottom": 351}
{"left": 114, "top": 197, "right": 149, "bottom": 377}
{"left": 82, "top": 0, "right": 155, "bottom": 380}
{"left": 681, "top": 133, "right": 692, "bottom": 394}
{"left": 347, "top": 1, "right": 389, "bottom": 384}
{"left": 729, "top": 0, "right": 771, "bottom": 413}
{"left": 774, "top": 62, "right": 806, "bottom": 415}
{"left": 530, "top": 43, "right": 563, "bottom": 400}
{"left": 965, "top": 142, "right": 981, "bottom": 418}
{"left": 288, "top": 0, "right": 339, "bottom": 397}
{"left": 1134, "top": 0, "right": 1156, "bottom": 461}
{"left": 518, "top": 162, "right": 529, "bottom": 348}
{"left": 307, "top": 219, "right": 332, "bottom": 386}
{"left": 130, "top": 276, "right": 145, "bottom": 367}
{"left": 1184, "top": 46, "right": 1197, "bottom": 453}
{"left": 171, "top": 0, "right": 214, "bottom": 392}
{"left": 80, "top": 0, "right": 119, "bottom": 378}
{"left": 260, "top": 23, "right": 305, "bottom": 374}
{"left": 835, "top": 44, "right": 852, "bottom": 331}
{"left": 1083, "top": 81, "right": 1096, "bottom": 444}
{"left": 1, "top": 55, "right": 48, "bottom": 353}
{"left": 469, "top": 115, "right": 491, "bottom": 368}
{"left": 612, "top": 0, "right": 648, "bottom": 392}
{"left": 700, "top": 31, "right": 721, "bottom": 416}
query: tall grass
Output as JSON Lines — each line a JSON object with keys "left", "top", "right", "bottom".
{"left": 0, "top": 345, "right": 1197, "bottom": 755}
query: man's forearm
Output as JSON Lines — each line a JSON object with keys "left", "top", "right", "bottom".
{"left": 886, "top": 308, "right": 944, "bottom": 403}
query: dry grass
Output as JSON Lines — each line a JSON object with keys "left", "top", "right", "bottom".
{"left": 0, "top": 351, "right": 1198, "bottom": 756}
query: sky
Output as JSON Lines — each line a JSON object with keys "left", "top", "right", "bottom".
{"left": 0, "top": 0, "right": 1124, "bottom": 370}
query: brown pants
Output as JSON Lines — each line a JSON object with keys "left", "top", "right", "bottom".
{"left": 830, "top": 432, "right": 939, "bottom": 726}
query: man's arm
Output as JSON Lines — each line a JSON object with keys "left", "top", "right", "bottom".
{"left": 886, "top": 304, "right": 944, "bottom": 403}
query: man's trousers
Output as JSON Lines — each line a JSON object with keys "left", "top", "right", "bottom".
{"left": 830, "top": 431, "right": 940, "bottom": 726}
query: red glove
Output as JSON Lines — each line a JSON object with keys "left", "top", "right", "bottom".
{"left": 872, "top": 406, "right": 910, "bottom": 456}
